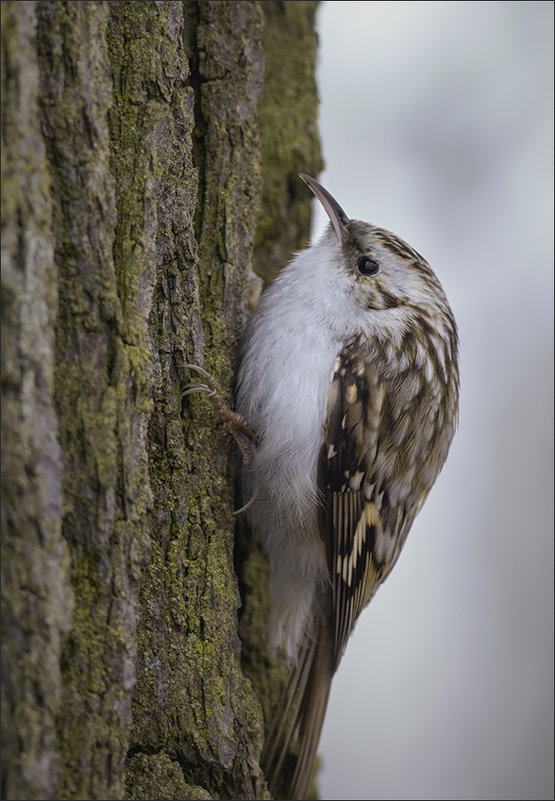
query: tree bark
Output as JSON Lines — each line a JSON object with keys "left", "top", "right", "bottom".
{"left": 1, "top": 2, "right": 322, "bottom": 800}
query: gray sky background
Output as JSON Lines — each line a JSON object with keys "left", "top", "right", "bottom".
{"left": 309, "top": 3, "right": 554, "bottom": 799}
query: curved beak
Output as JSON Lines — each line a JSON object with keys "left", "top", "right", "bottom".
{"left": 299, "top": 173, "right": 349, "bottom": 242}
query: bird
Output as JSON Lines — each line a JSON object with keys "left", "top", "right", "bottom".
{"left": 186, "top": 173, "right": 459, "bottom": 799}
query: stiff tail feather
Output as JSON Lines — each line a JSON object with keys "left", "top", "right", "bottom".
{"left": 262, "top": 624, "right": 334, "bottom": 800}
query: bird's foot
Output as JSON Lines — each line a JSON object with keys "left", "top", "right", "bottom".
{"left": 183, "top": 364, "right": 258, "bottom": 468}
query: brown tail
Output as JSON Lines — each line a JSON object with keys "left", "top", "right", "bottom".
{"left": 263, "top": 624, "right": 335, "bottom": 800}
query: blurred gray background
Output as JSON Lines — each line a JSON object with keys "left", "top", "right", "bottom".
{"left": 310, "top": 2, "right": 554, "bottom": 799}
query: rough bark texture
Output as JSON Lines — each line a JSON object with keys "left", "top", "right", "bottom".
{"left": 253, "top": 1, "right": 323, "bottom": 285}
{"left": 1, "top": 2, "right": 321, "bottom": 800}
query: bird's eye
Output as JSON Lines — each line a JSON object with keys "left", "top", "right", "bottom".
{"left": 357, "top": 257, "right": 380, "bottom": 276}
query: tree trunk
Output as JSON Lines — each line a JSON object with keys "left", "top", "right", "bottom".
{"left": 1, "top": 2, "right": 322, "bottom": 800}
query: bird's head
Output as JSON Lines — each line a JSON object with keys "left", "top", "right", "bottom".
{"left": 300, "top": 174, "right": 454, "bottom": 335}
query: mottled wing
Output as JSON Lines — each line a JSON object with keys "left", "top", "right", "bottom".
{"left": 319, "top": 345, "right": 415, "bottom": 668}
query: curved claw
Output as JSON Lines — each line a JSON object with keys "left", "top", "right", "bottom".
{"left": 184, "top": 363, "right": 217, "bottom": 386}
{"left": 181, "top": 383, "right": 216, "bottom": 398}
{"left": 183, "top": 363, "right": 259, "bottom": 467}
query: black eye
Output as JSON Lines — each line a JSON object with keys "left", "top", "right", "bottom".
{"left": 357, "top": 256, "right": 380, "bottom": 276}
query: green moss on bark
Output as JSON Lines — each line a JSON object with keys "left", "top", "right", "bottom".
{"left": 253, "top": 1, "right": 324, "bottom": 284}
{"left": 126, "top": 753, "right": 213, "bottom": 801}
{"left": 108, "top": 2, "right": 268, "bottom": 798}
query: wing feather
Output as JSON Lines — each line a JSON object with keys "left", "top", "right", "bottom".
{"left": 320, "top": 344, "right": 410, "bottom": 667}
